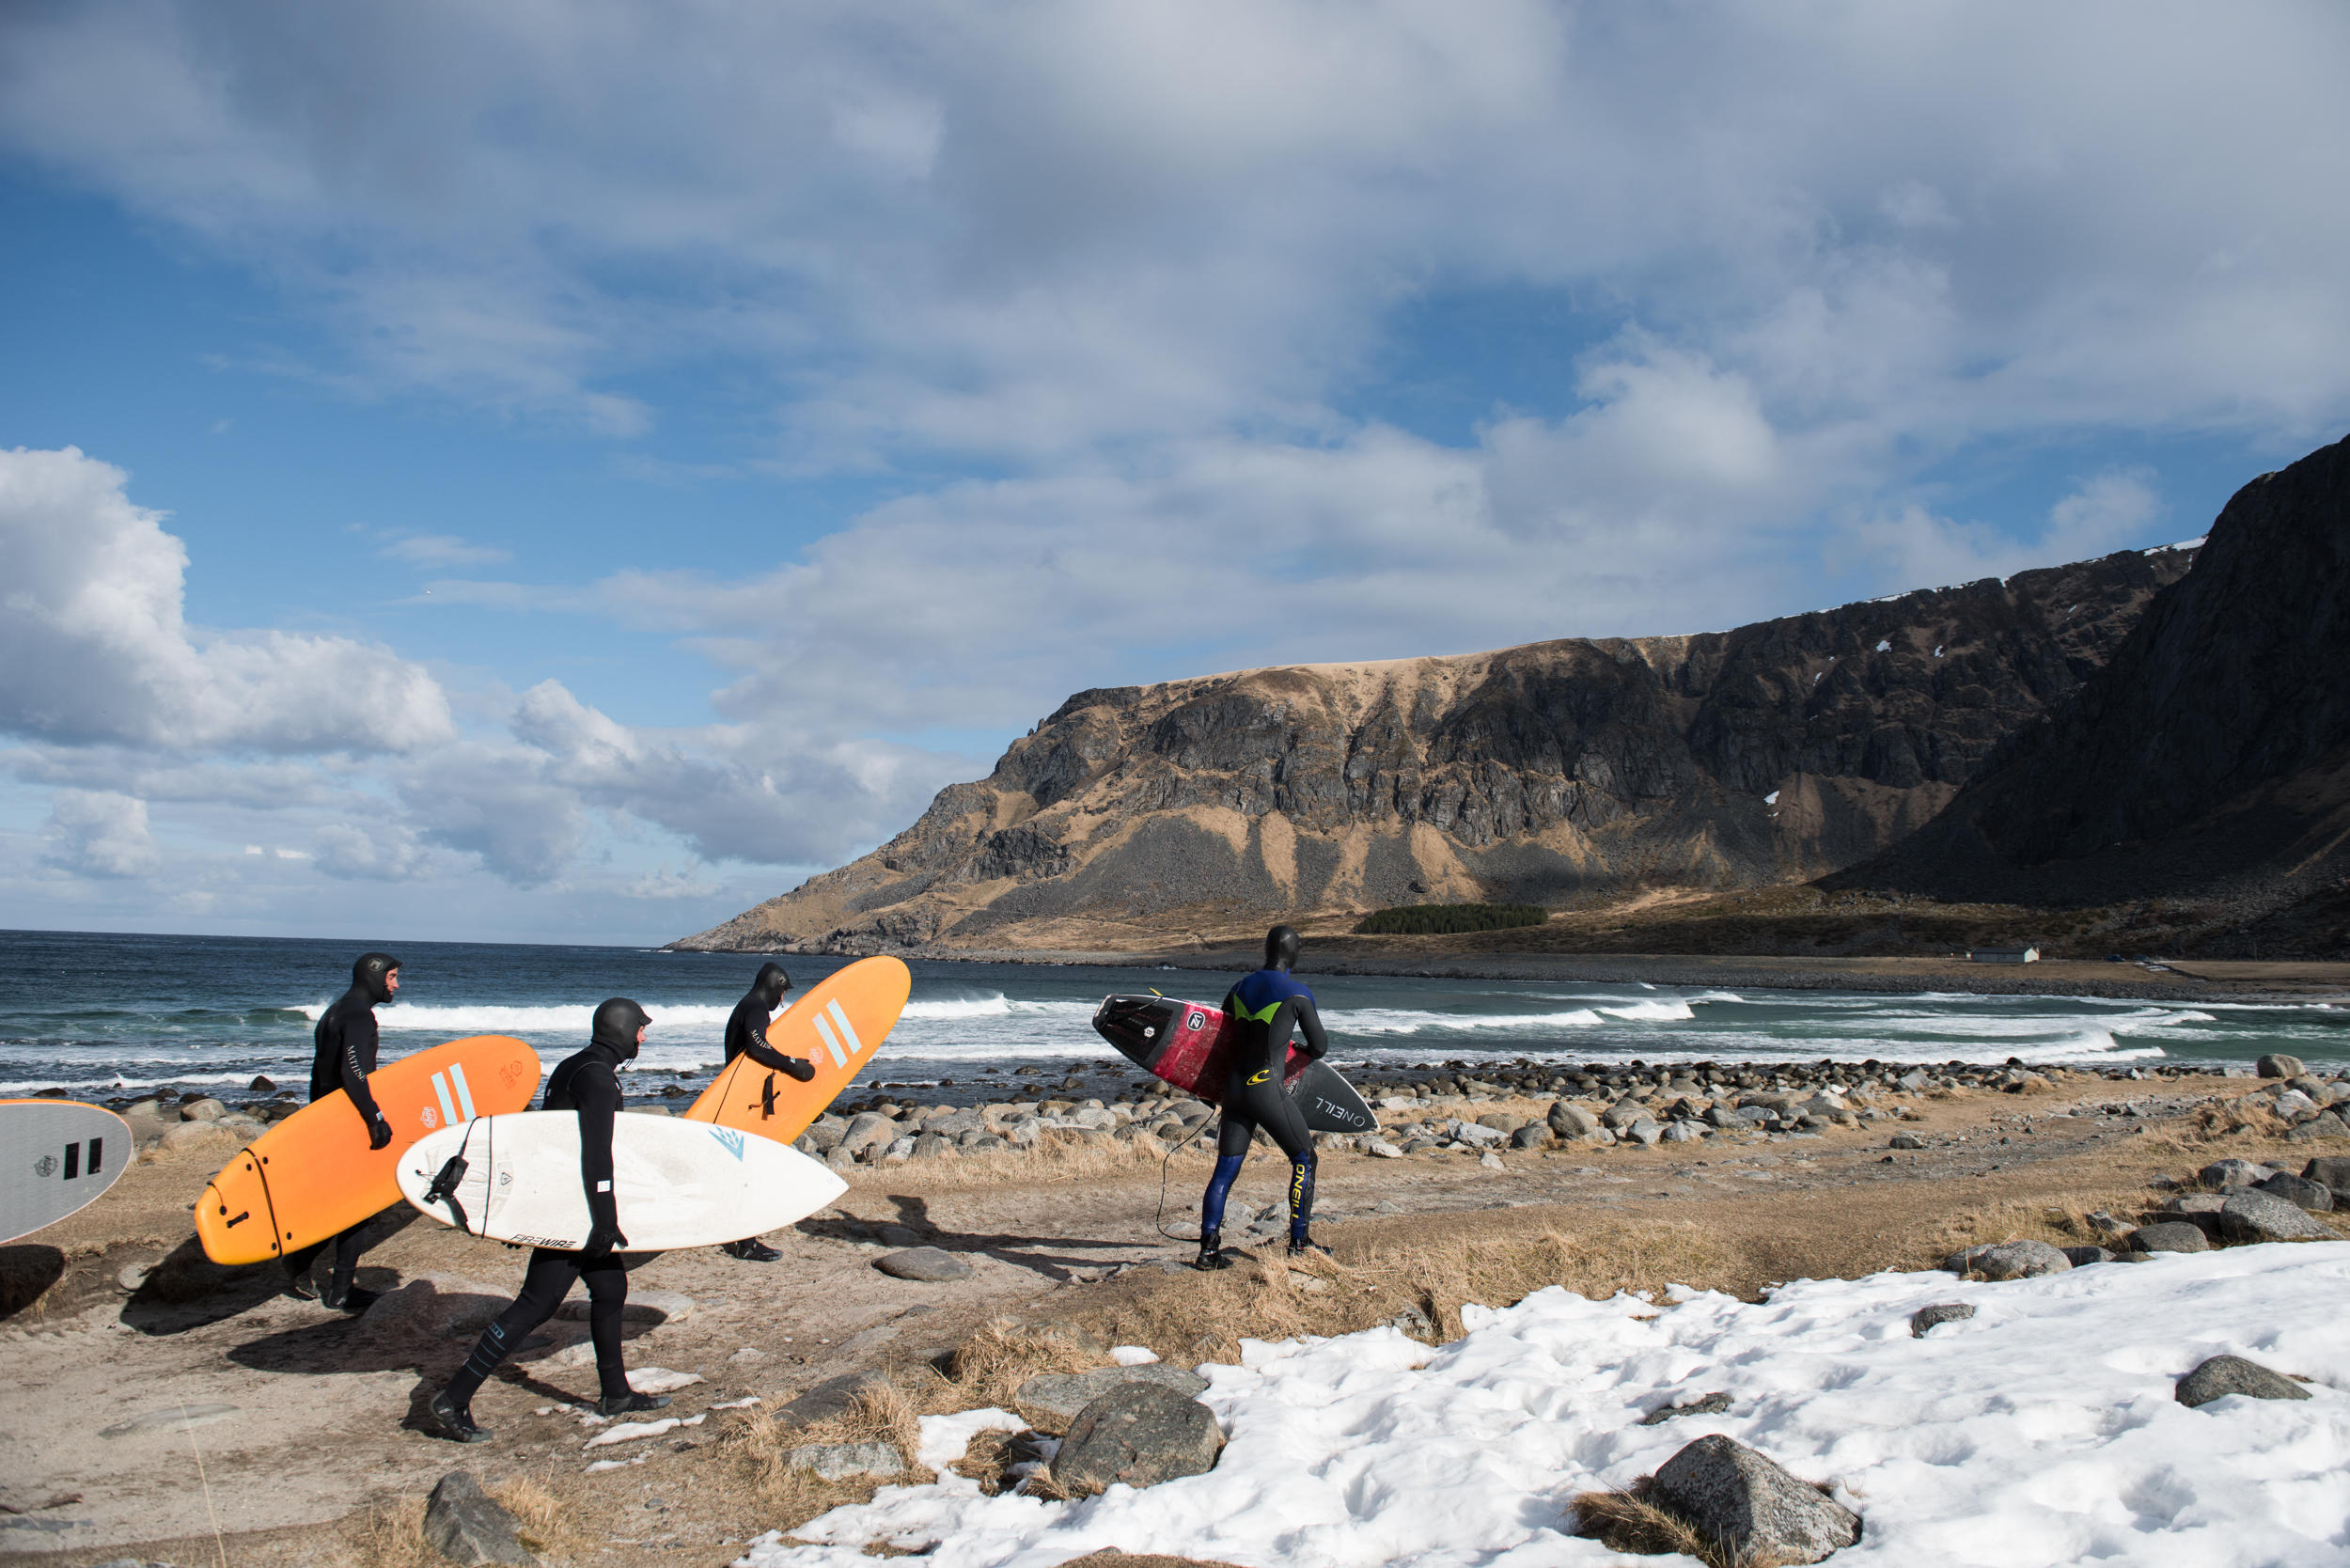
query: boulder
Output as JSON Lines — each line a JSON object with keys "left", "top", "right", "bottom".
{"left": 1624, "top": 1120, "right": 1664, "bottom": 1147}
{"left": 1016, "top": 1363, "right": 1211, "bottom": 1429}
{"left": 1943, "top": 1240, "right": 2071, "bottom": 1280}
{"left": 1910, "top": 1303, "right": 1975, "bottom": 1337}
{"left": 1448, "top": 1121, "right": 1507, "bottom": 1147}
{"left": 2175, "top": 1355, "right": 2311, "bottom": 1409}
{"left": 2060, "top": 1246, "right": 2114, "bottom": 1266}
{"left": 2199, "top": 1158, "right": 2278, "bottom": 1191}
{"left": 1645, "top": 1435, "right": 1862, "bottom": 1565}
{"left": 1601, "top": 1103, "right": 1646, "bottom": 1131}
{"left": 837, "top": 1112, "right": 898, "bottom": 1158}
{"left": 2254, "top": 1172, "right": 2333, "bottom": 1212}
{"left": 787, "top": 1441, "right": 903, "bottom": 1481}
{"left": 801, "top": 1116, "right": 848, "bottom": 1154}
{"left": 1048, "top": 1383, "right": 1225, "bottom": 1495}
{"left": 2123, "top": 1221, "right": 2210, "bottom": 1254}
{"left": 1548, "top": 1102, "right": 1600, "bottom": 1139}
{"left": 2286, "top": 1111, "right": 2350, "bottom": 1142}
{"left": 2164, "top": 1193, "right": 2227, "bottom": 1215}
{"left": 180, "top": 1098, "right": 226, "bottom": 1122}
{"left": 2257, "top": 1054, "right": 2307, "bottom": 1080}
{"left": 1659, "top": 1121, "right": 1701, "bottom": 1143}
{"left": 2215, "top": 1190, "right": 2332, "bottom": 1243}
{"left": 2303, "top": 1156, "right": 2350, "bottom": 1191}
{"left": 420, "top": 1471, "right": 535, "bottom": 1567}
{"left": 874, "top": 1247, "right": 972, "bottom": 1282}
{"left": 1888, "top": 1134, "right": 1926, "bottom": 1151}
{"left": 159, "top": 1121, "right": 237, "bottom": 1152}
{"left": 1509, "top": 1124, "right": 1553, "bottom": 1150}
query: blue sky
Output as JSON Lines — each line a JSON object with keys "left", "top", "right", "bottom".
{"left": 2, "top": 1, "right": 2345, "bottom": 944}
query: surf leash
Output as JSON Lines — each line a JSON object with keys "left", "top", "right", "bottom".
{"left": 1152, "top": 1110, "right": 1214, "bottom": 1242}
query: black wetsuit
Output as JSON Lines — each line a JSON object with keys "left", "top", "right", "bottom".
{"left": 1202, "top": 965, "right": 1329, "bottom": 1244}
{"left": 443, "top": 1001, "right": 646, "bottom": 1409}
{"left": 286, "top": 951, "right": 399, "bottom": 1302}
{"left": 722, "top": 963, "right": 816, "bottom": 1082}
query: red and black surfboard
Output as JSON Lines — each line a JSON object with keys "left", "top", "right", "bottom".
{"left": 1091, "top": 995, "right": 1376, "bottom": 1134}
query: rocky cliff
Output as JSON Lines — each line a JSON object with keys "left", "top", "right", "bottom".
{"left": 1829, "top": 433, "right": 2350, "bottom": 949}
{"left": 679, "top": 546, "right": 2195, "bottom": 953}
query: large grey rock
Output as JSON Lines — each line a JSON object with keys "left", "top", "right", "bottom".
{"left": 1448, "top": 1121, "right": 1506, "bottom": 1147}
{"left": 775, "top": 1369, "right": 892, "bottom": 1426}
{"left": 838, "top": 1112, "right": 899, "bottom": 1158}
{"left": 2304, "top": 1156, "right": 2350, "bottom": 1191}
{"left": 2176, "top": 1355, "right": 2311, "bottom": 1409}
{"left": 179, "top": 1098, "right": 226, "bottom": 1122}
{"left": 874, "top": 1247, "right": 972, "bottom": 1282}
{"left": 1888, "top": 1133, "right": 1926, "bottom": 1151}
{"left": 1623, "top": 1119, "right": 1664, "bottom": 1147}
{"left": 1943, "top": 1240, "right": 2071, "bottom": 1280}
{"left": 1548, "top": 1102, "right": 1600, "bottom": 1138}
{"left": 421, "top": 1472, "right": 534, "bottom": 1567}
{"left": 2216, "top": 1190, "right": 2332, "bottom": 1243}
{"left": 2257, "top": 1054, "right": 2308, "bottom": 1080}
{"left": 932, "top": 1106, "right": 984, "bottom": 1138}
{"left": 2165, "top": 1193, "right": 2227, "bottom": 1215}
{"left": 1601, "top": 1102, "right": 1647, "bottom": 1131}
{"left": 1910, "top": 1303, "right": 1975, "bottom": 1337}
{"left": 2201, "top": 1158, "right": 2279, "bottom": 1191}
{"left": 2255, "top": 1172, "right": 2334, "bottom": 1212}
{"left": 787, "top": 1441, "right": 903, "bottom": 1481}
{"left": 1659, "top": 1121, "right": 1701, "bottom": 1143}
{"left": 2286, "top": 1111, "right": 2350, "bottom": 1142}
{"left": 2061, "top": 1246, "right": 2114, "bottom": 1266}
{"left": 2123, "top": 1221, "right": 2211, "bottom": 1254}
{"left": 800, "top": 1115, "right": 848, "bottom": 1153}
{"left": 1645, "top": 1435, "right": 1861, "bottom": 1565}
{"left": 1016, "top": 1363, "right": 1210, "bottom": 1428}
{"left": 1048, "top": 1383, "right": 1224, "bottom": 1495}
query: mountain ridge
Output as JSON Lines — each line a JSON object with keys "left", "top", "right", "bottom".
{"left": 678, "top": 542, "right": 2195, "bottom": 955}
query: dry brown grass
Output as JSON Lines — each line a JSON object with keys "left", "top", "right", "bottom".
{"left": 494, "top": 1473, "right": 590, "bottom": 1560}
{"left": 841, "top": 1133, "right": 1212, "bottom": 1194}
{"left": 934, "top": 1314, "right": 1111, "bottom": 1408}
{"left": 338, "top": 1497, "right": 431, "bottom": 1568}
{"left": 714, "top": 1374, "right": 951, "bottom": 1537}
{"left": 1086, "top": 1218, "right": 1730, "bottom": 1366}
{"left": 1571, "top": 1482, "right": 1806, "bottom": 1567}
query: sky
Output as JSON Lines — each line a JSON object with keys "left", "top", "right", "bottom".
{"left": 2, "top": 1, "right": 2347, "bottom": 946}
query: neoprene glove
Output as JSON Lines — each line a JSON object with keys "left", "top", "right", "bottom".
{"left": 583, "top": 1219, "right": 629, "bottom": 1257}
{"left": 368, "top": 1113, "right": 394, "bottom": 1151}
{"left": 783, "top": 1056, "right": 816, "bottom": 1082}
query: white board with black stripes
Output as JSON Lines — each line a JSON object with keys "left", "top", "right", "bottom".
{"left": 395, "top": 1110, "right": 845, "bottom": 1252}
{"left": 1, "top": 1100, "right": 133, "bottom": 1245}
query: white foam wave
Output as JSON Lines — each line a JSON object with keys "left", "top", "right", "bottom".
{"left": 900, "top": 996, "right": 1097, "bottom": 1022}
{"left": 353, "top": 1002, "right": 735, "bottom": 1033}
{"left": 1596, "top": 1000, "right": 1696, "bottom": 1023}
{"left": 1329, "top": 1007, "right": 1607, "bottom": 1036}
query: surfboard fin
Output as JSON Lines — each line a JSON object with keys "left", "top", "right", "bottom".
{"left": 761, "top": 1073, "right": 776, "bottom": 1120}
{"left": 424, "top": 1153, "right": 473, "bottom": 1234}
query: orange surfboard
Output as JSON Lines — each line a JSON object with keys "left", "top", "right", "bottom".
{"left": 196, "top": 1035, "right": 540, "bottom": 1265}
{"left": 683, "top": 957, "right": 911, "bottom": 1144}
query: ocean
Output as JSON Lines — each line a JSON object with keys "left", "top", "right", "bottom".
{"left": 0, "top": 928, "right": 2340, "bottom": 1103}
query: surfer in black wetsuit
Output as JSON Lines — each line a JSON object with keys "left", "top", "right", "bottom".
{"left": 430, "top": 997, "right": 671, "bottom": 1444}
{"left": 1196, "top": 925, "right": 1330, "bottom": 1271}
{"left": 717, "top": 962, "right": 814, "bottom": 1262}
{"left": 284, "top": 950, "right": 400, "bottom": 1309}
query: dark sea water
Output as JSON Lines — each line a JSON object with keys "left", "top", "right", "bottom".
{"left": 0, "top": 928, "right": 2342, "bottom": 1102}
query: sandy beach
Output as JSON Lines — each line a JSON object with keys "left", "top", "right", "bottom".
{"left": 7, "top": 1056, "right": 2345, "bottom": 1566}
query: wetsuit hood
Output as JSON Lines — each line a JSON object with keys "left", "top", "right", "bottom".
{"left": 751, "top": 963, "right": 791, "bottom": 1009}
{"left": 590, "top": 996, "right": 650, "bottom": 1060}
{"left": 352, "top": 951, "right": 401, "bottom": 1005}
{"left": 1262, "top": 925, "right": 1301, "bottom": 972}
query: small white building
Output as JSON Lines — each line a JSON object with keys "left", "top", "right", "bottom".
{"left": 1969, "top": 946, "right": 2041, "bottom": 964}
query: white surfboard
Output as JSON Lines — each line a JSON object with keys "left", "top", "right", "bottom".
{"left": 395, "top": 1111, "right": 846, "bottom": 1251}
{"left": 2, "top": 1100, "right": 133, "bottom": 1245}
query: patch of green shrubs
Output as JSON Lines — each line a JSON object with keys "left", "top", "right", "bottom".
{"left": 1352, "top": 902, "right": 1550, "bottom": 935}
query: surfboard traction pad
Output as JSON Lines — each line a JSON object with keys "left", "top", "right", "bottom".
{"left": 1090, "top": 995, "right": 1375, "bottom": 1135}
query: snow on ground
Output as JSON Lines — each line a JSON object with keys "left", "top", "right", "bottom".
{"left": 738, "top": 1244, "right": 2350, "bottom": 1568}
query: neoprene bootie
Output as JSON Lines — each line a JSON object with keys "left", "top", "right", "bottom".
{"left": 1194, "top": 1230, "right": 1234, "bottom": 1271}
{"left": 1286, "top": 1235, "right": 1332, "bottom": 1259}
{"left": 597, "top": 1390, "right": 672, "bottom": 1417}
{"left": 428, "top": 1390, "right": 492, "bottom": 1444}
{"left": 722, "top": 1238, "right": 783, "bottom": 1262}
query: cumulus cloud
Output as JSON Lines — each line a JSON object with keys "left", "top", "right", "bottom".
{"left": 1846, "top": 468, "right": 2169, "bottom": 590}
{"left": 0, "top": 447, "right": 455, "bottom": 753}
{"left": 40, "top": 789, "right": 161, "bottom": 878}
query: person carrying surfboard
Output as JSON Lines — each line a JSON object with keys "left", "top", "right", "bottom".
{"left": 429, "top": 996, "right": 673, "bottom": 1443}
{"left": 717, "top": 962, "right": 816, "bottom": 1262}
{"left": 1197, "top": 925, "right": 1331, "bottom": 1270}
{"left": 284, "top": 950, "right": 401, "bottom": 1309}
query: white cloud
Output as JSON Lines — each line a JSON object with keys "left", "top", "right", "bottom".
{"left": 381, "top": 532, "right": 512, "bottom": 568}
{"left": 1845, "top": 468, "right": 2168, "bottom": 589}
{"left": 40, "top": 789, "right": 161, "bottom": 878}
{"left": 0, "top": 447, "right": 455, "bottom": 754}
